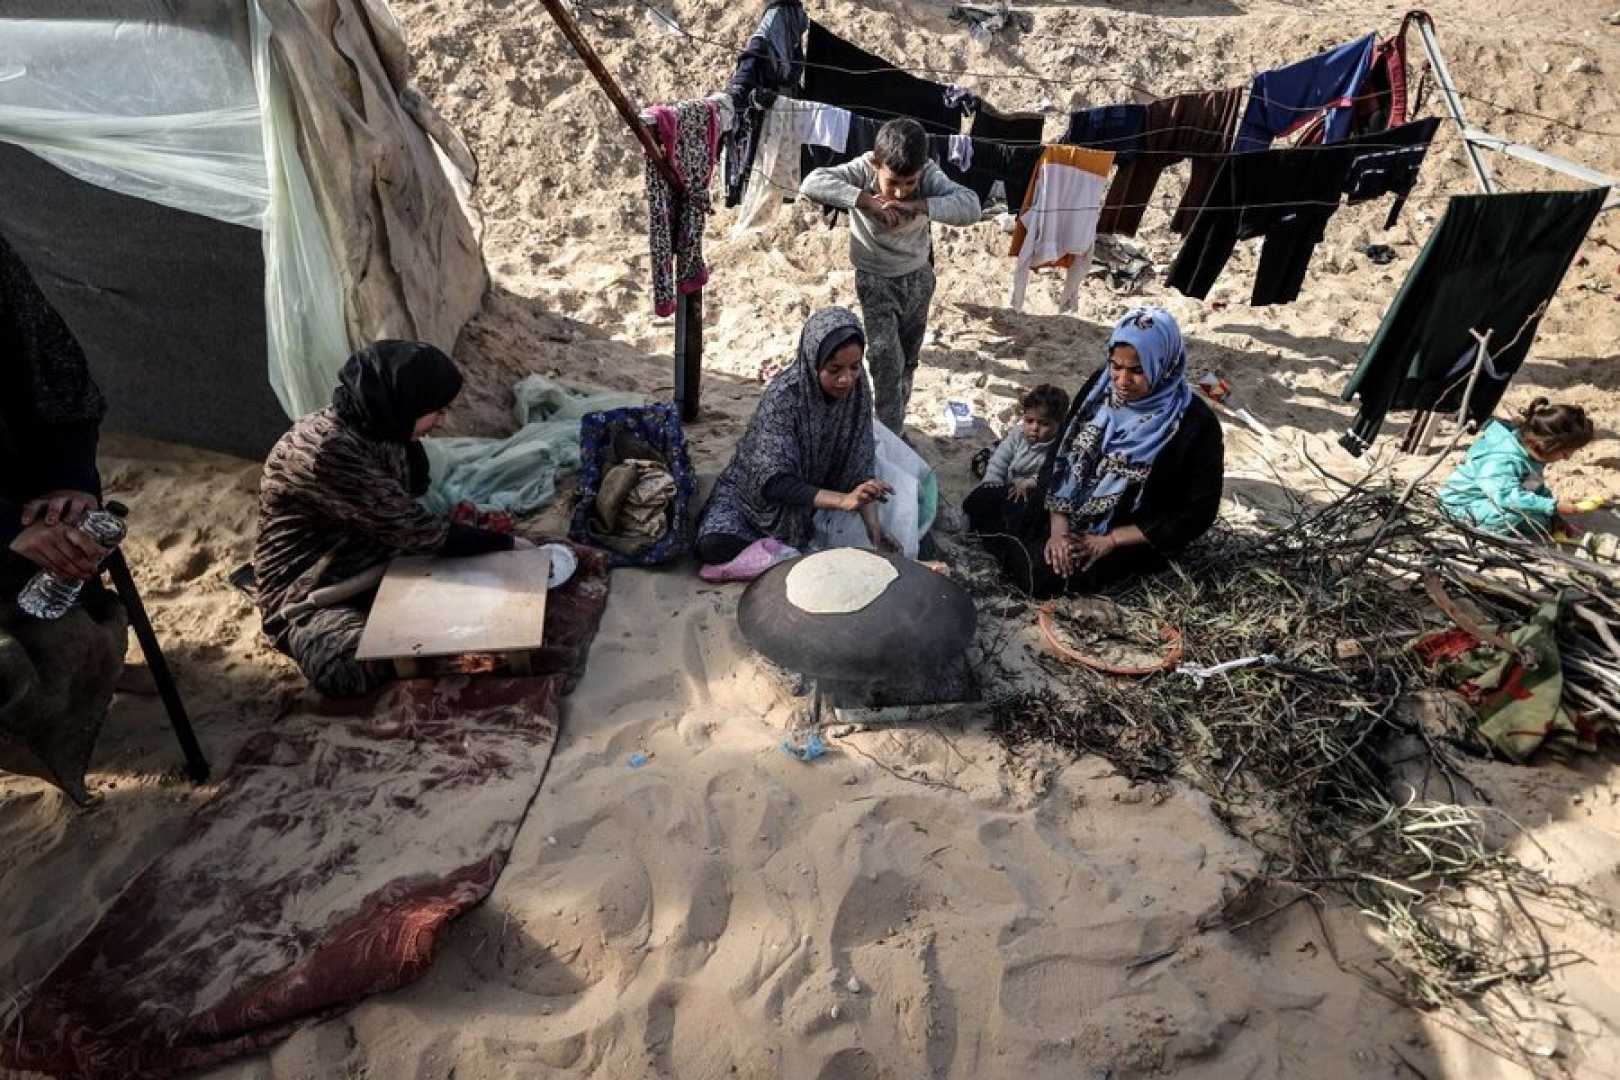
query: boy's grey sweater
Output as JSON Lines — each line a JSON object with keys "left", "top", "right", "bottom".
{"left": 799, "top": 154, "right": 982, "bottom": 278}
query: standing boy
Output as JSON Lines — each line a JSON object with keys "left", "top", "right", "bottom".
{"left": 800, "top": 118, "right": 981, "bottom": 433}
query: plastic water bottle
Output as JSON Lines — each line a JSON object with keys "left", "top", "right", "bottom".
{"left": 17, "top": 505, "right": 128, "bottom": 621}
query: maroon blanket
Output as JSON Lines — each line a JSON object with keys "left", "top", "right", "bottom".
{"left": 2, "top": 547, "right": 608, "bottom": 1080}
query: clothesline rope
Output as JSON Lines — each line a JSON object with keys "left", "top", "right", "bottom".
{"left": 731, "top": 145, "right": 1552, "bottom": 219}
{"left": 606, "top": 0, "right": 1620, "bottom": 139}
{"left": 761, "top": 96, "right": 1467, "bottom": 156}
{"left": 611, "top": 0, "right": 1396, "bottom": 114}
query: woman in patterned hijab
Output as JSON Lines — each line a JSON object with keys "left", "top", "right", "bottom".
{"left": 988, "top": 306, "right": 1223, "bottom": 597}
{"left": 696, "top": 307, "right": 893, "bottom": 565}
{"left": 253, "top": 341, "right": 520, "bottom": 697}
{"left": 1046, "top": 306, "right": 1193, "bottom": 534}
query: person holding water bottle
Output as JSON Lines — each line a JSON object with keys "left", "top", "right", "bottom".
{"left": 2, "top": 245, "right": 114, "bottom": 596}
{"left": 2, "top": 234, "right": 129, "bottom": 801}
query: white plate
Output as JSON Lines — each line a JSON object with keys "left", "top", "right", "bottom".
{"left": 541, "top": 543, "right": 578, "bottom": 590}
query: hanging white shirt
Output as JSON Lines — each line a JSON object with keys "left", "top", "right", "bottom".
{"left": 733, "top": 99, "right": 850, "bottom": 235}
{"left": 1008, "top": 145, "right": 1115, "bottom": 312}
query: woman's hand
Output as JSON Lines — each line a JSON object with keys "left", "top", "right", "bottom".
{"left": 1043, "top": 534, "right": 1075, "bottom": 577}
{"left": 21, "top": 489, "right": 98, "bottom": 528}
{"left": 867, "top": 528, "right": 901, "bottom": 554}
{"left": 841, "top": 479, "right": 893, "bottom": 513}
{"left": 1074, "top": 532, "right": 1118, "bottom": 570}
{"left": 9, "top": 522, "right": 108, "bottom": 580}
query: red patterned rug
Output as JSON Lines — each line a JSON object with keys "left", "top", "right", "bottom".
{"left": 1, "top": 547, "right": 608, "bottom": 1079}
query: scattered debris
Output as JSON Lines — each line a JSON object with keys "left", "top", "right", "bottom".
{"left": 846, "top": 976, "right": 862, "bottom": 994}
{"left": 642, "top": 5, "right": 682, "bottom": 36}
{"left": 973, "top": 478, "right": 1615, "bottom": 1050}
{"left": 627, "top": 751, "right": 648, "bottom": 768}
{"left": 1359, "top": 243, "right": 1398, "bottom": 266}
{"left": 1176, "top": 652, "right": 1281, "bottom": 689}
{"left": 1091, "top": 235, "right": 1156, "bottom": 294}
{"left": 1196, "top": 371, "right": 1232, "bottom": 403}
{"left": 782, "top": 729, "right": 828, "bottom": 762}
{"left": 949, "top": 2, "right": 1034, "bottom": 46}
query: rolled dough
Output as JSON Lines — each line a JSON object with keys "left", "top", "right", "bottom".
{"left": 785, "top": 549, "right": 899, "bottom": 615}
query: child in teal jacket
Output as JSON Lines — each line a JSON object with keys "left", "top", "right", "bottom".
{"left": 1438, "top": 397, "right": 1594, "bottom": 537}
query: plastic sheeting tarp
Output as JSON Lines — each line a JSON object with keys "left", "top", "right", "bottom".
{"left": 0, "top": 12, "right": 267, "bottom": 225}
{"left": 255, "top": 0, "right": 486, "bottom": 381}
{"left": 422, "top": 376, "right": 646, "bottom": 516}
{"left": 0, "top": 2, "right": 485, "bottom": 431}
{"left": 0, "top": 4, "right": 349, "bottom": 422}
{"left": 248, "top": 3, "right": 350, "bottom": 417}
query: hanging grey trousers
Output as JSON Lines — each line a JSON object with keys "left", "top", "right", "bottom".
{"left": 855, "top": 264, "right": 935, "bottom": 433}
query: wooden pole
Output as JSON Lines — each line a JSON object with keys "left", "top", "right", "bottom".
{"left": 537, "top": 0, "right": 703, "bottom": 419}
{"left": 674, "top": 291, "right": 703, "bottom": 421}
{"left": 537, "top": 0, "right": 680, "bottom": 189}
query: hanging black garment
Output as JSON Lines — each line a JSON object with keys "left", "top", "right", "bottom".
{"left": 1339, "top": 187, "right": 1608, "bottom": 456}
{"left": 725, "top": 99, "right": 773, "bottom": 209}
{"left": 969, "top": 106, "right": 1044, "bottom": 144}
{"left": 1166, "top": 143, "right": 1357, "bottom": 305}
{"left": 1168, "top": 122, "right": 1439, "bottom": 306}
{"left": 802, "top": 20, "right": 962, "bottom": 135}
{"left": 1341, "top": 117, "right": 1440, "bottom": 228}
{"left": 930, "top": 140, "right": 1041, "bottom": 210}
{"left": 724, "top": 2, "right": 808, "bottom": 207}
{"left": 1061, "top": 104, "right": 1147, "bottom": 164}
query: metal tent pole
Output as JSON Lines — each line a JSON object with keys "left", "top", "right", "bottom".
{"left": 1411, "top": 11, "right": 1496, "bottom": 195}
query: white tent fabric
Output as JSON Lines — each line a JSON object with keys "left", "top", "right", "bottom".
{"left": 0, "top": 1, "right": 483, "bottom": 425}
{"left": 248, "top": 3, "right": 351, "bottom": 417}
{"left": 0, "top": 7, "right": 348, "bottom": 419}
{"left": 0, "top": 13, "right": 267, "bottom": 225}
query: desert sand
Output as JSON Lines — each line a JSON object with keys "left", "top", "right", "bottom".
{"left": 5, "top": 1, "right": 1620, "bottom": 1077}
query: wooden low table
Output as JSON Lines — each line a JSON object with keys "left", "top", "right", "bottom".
{"left": 355, "top": 548, "right": 551, "bottom": 679}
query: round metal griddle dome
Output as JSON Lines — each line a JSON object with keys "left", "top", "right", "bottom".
{"left": 737, "top": 552, "right": 977, "bottom": 681}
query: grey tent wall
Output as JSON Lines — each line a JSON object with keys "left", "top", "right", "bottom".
{"left": 0, "top": 142, "right": 289, "bottom": 461}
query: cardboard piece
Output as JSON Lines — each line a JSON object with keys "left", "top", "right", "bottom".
{"left": 356, "top": 549, "right": 550, "bottom": 663}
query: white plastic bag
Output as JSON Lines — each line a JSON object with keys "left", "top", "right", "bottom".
{"left": 812, "top": 422, "right": 934, "bottom": 558}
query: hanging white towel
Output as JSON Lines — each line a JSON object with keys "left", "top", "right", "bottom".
{"left": 797, "top": 101, "right": 850, "bottom": 154}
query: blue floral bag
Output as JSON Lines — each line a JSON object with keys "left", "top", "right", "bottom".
{"left": 569, "top": 403, "right": 696, "bottom": 567}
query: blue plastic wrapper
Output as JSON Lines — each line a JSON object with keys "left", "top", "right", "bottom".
{"left": 781, "top": 731, "right": 827, "bottom": 763}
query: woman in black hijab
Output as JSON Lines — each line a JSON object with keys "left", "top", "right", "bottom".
{"left": 253, "top": 341, "right": 521, "bottom": 697}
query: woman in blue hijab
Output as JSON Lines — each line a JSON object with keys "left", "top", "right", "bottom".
{"left": 987, "top": 306, "right": 1224, "bottom": 598}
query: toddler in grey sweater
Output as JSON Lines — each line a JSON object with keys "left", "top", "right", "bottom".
{"left": 964, "top": 384, "right": 1069, "bottom": 535}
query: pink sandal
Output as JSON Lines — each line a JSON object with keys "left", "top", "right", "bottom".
{"left": 699, "top": 537, "right": 799, "bottom": 583}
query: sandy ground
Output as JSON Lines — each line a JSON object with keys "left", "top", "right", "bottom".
{"left": 5, "top": 1, "right": 1620, "bottom": 1077}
